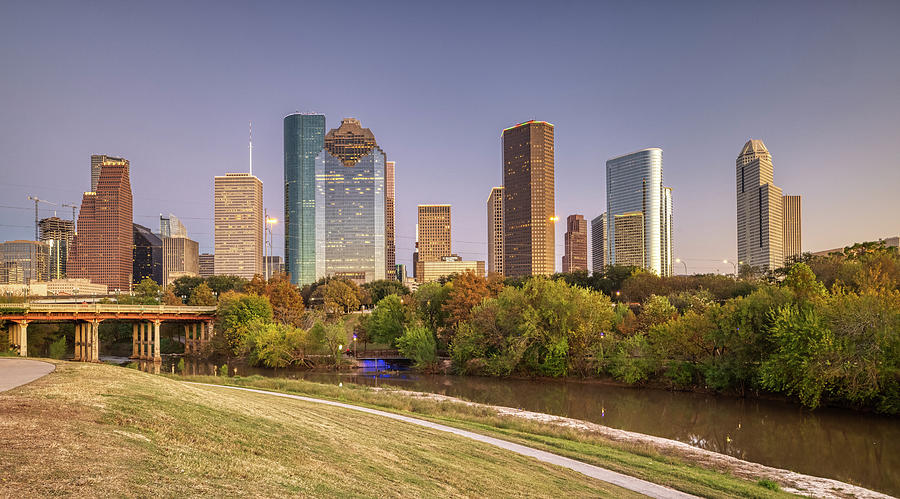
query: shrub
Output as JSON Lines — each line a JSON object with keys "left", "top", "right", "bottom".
{"left": 397, "top": 324, "right": 438, "bottom": 370}
{"left": 48, "top": 336, "right": 66, "bottom": 360}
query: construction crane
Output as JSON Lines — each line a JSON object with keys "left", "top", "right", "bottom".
{"left": 62, "top": 202, "right": 79, "bottom": 222}
{"left": 26, "top": 196, "right": 56, "bottom": 241}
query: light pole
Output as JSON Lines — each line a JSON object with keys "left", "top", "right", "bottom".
{"left": 264, "top": 211, "right": 277, "bottom": 280}
{"left": 675, "top": 258, "right": 688, "bottom": 275}
{"left": 723, "top": 259, "right": 737, "bottom": 277}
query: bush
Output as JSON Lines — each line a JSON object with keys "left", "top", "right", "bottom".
{"left": 219, "top": 364, "right": 228, "bottom": 377}
{"left": 609, "top": 335, "right": 655, "bottom": 384}
{"left": 176, "top": 358, "right": 185, "bottom": 374}
{"left": 397, "top": 324, "right": 438, "bottom": 370}
{"left": 48, "top": 336, "right": 67, "bottom": 360}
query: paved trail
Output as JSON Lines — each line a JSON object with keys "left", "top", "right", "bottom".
{"left": 190, "top": 382, "right": 696, "bottom": 499}
{"left": 0, "top": 358, "right": 55, "bottom": 392}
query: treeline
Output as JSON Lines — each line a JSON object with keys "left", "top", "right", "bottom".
{"left": 358, "top": 241, "right": 900, "bottom": 413}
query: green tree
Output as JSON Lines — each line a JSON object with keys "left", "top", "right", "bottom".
{"left": 368, "top": 294, "right": 410, "bottom": 347}
{"left": 171, "top": 275, "right": 205, "bottom": 300}
{"left": 216, "top": 291, "right": 274, "bottom": 356}
{"left": 188, "top": 282, "right": 217, "bottom": 306}
{"left": 133, "top": 278, "right": 162, "bottom": 303}
{"left": 414, "top": 282, "right": 450, "bottom": 337}
{"left": 205, "top": 275, "right": 247, "bottom": 295}
{"left": 362, "top": 279, "right": 410, "bottom": 304}
{"left": 397, "top": 324, "right": 438, "bottom": 370}
{"left": 782, "top": 263, "right": 826, "bottom": 303}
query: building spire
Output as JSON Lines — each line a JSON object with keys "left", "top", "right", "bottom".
{"left": 248, "top": 121, "right": 253, "bottom": 175}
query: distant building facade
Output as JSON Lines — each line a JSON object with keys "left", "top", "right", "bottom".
{"left": 198, "top": 253, "right": 215, "bottom": 278}
{"left": 562, "top": 214, "right": 588, "bottom": 273}
{"left": 502, "top": 121, "right": 555, "bottom": 277}
{"left": 416, "top": 204, "right": 451, "bottom": 282}
{"left": 284, "top": 113, "right": 326, "bottom": 285}
{"left": 38, "top": 217, "right": 74, "bottom": 280}
{"left": 418, "top": 255, "right": 485, "bottom": 283}
{"left": 606, "top": 148, "right": 672, "bottom": 276}
{"left": 264, "top": 255, "right": 284, "bottom": 279}
{"left": 487, "top": 187, "right": 504, "bottom": 276}
{"left": 314, "top": 118, "right": 386, "bottom": 283}
{"left": 591, "top": 213, "right": 607, "bottom": 273}
{"left": 0, "top": 240, "right": 49, "bottom": 284}
{"left": 782, "top": 195, "right": 802, "bottom": 261}
{"left": 736, "top": 140, "right": 801, "bottom": 270}
{"left": 163, "top": 236, "right": 199, "bottom": 285}
{"left": 69, "top": 156, "right": 133, "bottom": 291}
{"left": 385, "top": 160, "right": 396, "bottom": 280}
{"left": 90, "top": 154, "right": 126, "bottom": 192}
{"left": 159, "top": 213, "right": 187, "bottom": 238}
{"left": 214, "top": 172, "right": 263, "bottom": 279}
{"left": 133, "top": 224, "right": 163, "bottom": 285}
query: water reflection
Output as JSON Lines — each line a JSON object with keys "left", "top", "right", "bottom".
{"left": 167, "top": 357, "right": 900, "bottom": 496}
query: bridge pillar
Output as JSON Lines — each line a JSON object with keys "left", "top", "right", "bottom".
{"left": 192, "top": 322, "right": 199, "bottom": 354}
{"left": 73, "top": 322, "right": 81, "bottom": 361}
{"left": 183, "top": 324, "right": 190, "bottom": 355}
{"left": 153, "top": 320, "right": 161, "bottom": 362}
{"left": 141, "top": 321, "right": 149, "bottom": 360}
{"left": 131, "top": 323, "right": 139, "bottom": 358}
{"left": 206, "top": 320, "right": 214, "bottom": 347}
{"left": 90, "top": 320, "right": 99, "bottom": 362}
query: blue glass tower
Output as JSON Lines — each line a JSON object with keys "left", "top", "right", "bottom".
{"left": 284, "top": 113, "right": 326, "bottom": 285}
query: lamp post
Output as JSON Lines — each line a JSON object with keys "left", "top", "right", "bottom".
{"left": 674, "top": 258, "right": 688, "bottom": 275}
{"left": 723, "top": 259, "right": 737, "bottom": 277}
{"left": 264, "top": 211, "right": 278, "bottom": 280}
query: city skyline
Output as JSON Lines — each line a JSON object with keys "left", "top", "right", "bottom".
{"left": 1, "top": 2, "right": 899, "bottom": 274}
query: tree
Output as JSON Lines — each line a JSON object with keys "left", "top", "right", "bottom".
{"left": 414, "top": 282, "right": 450, "bottom": 338}
{"left": 171, "top": 275, "right": 205, "bottom": 300}
{"left": 310, "top": 320, "right": 349, "bottom": 365}
{"left": 323, "top": 280, "right": 360, "bottom": 314}
{"left": 253, "top": 322, "right": 315, "bottom": 369}
{"left": 205, "top": 275, "right": 247, "bottom": 295}
{"left": 363, "top": 279, "right": 410, "bottom": 305}
{"left": 188, "top": 282, "right": 217, "bottom": 306}
{"left": 133, "top": 278, "right": 162, "bottom": 303}
{"left": 216, "top": 291, "right": 274, "bottom": 355}
{"left": 268, "top": 274, "right": 305, "bottom": 326}
{"left": 443, "top": 271, "right": 504, "bottom": 330}
{"left": 783, "top": 263, "right": 826, "bottom": 303}
{"left": 397, "top": 324, "right": 438, "bottom": 370}
{"left": 368, "top": 294, "right": 410, "bottom": 346}
{"left": 162, "top": 286, "right": 183, "bottom": 305}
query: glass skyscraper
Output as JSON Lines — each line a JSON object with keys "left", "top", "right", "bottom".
{"left": 606, "top": 148, "right": 673, "bottom": 276}
{"left": 284, "top": 113, "right": 325, "bottom": 285}
{"left": 314, "top": 118, "right": 386, "bottom": 283}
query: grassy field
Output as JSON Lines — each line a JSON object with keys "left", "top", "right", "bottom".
{"left": 174, "top": 373, "right": 794, "bottom": 499}
{"left": 1, "top": 361, "right": 643, "bottom": 497}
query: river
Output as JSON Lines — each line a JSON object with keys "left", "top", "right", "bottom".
{"left": 156, "top": 357, "right": 900, "bottom": 496}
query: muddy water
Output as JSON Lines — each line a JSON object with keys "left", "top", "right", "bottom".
{"left": 162, "top": 357, "right": 900, "bottom": 496}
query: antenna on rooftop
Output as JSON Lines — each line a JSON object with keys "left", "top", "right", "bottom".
{"left": 249, "top": 121, "right": 253, "bottom": 175}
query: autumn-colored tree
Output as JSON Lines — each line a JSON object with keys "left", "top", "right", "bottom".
{"left": 246, "top": 274, "right": 268, "bottom": 296}
{"left": 162, "top": 286, "right": 183, "bottom": 305}
{"left": 188, "top": 282, "right": 217, "bottom": 306}
{"left": 268, "top": 274, "right": 305, "bottom": 326}
{"left": 444, "top": 271, "right": 504, "bottom": 330}
{"left": 324, "top": 279, "right": 360, "bottom": 314}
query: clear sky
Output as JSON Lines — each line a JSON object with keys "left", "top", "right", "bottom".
{"left": 1, "top": 0, "right": 898, "bottom": 274}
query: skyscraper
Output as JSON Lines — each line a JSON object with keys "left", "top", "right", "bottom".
{"left": 214, "top": 172, "right": 263, "bottom": 279}
{"left": 133, "top": 223, "right": 163, "bottom": 285}
{"left": 502, "top": 120, "right": 555, "bottom": 277}
{"left": 315, "top": 118, "right": 386, "bottom": 283}
{"left": 591, "top": 213, "right": 607, "bottom": 273}
{"left": 90, "top": 154, "right": 126, "bottom": 192}
{"left": 159, "top": 213, "right": 187, "bottom": 238}
{"left": 416, "top": 204, "right": 451, "bottom": 282}
{"left": 562, "top": 214, "right": 588, "bottom": 273}
{"left": 69, "top": 156, "right": 133, "bottom": 291}
{"left": 385, "top": 160, "right": 396, "bottom": 281}
{"left": 284, "top": 113, "right": 325, "bottom": 285}
{"left": 736, "top": 140, "right": 785, "bottom": 270}
{"left": 162, "top": 236, "right": 199, "bottom": 285}
{"left": 606, "top": 148, "right": 673, "bottom": 276}
{"left": 39, "top": 216, "right": 74, "bottom": 280}
{"left": 782, "top": 195, "right": 802, "bottom": 262}
{"left": 0, "top": 241, "right": 49, "bottom": 284}
{"left": 198, "top": 253, "right": 215, "bottom": 278}
{"left": 486, "top": 187, "right": 504, "bottom": 275}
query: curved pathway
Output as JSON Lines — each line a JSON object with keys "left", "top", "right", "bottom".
{"left": 189, "top": 382, "right": 695, "bottom": 499}
{"left": 0, "top": 358, "right": 55, "bottom": 392}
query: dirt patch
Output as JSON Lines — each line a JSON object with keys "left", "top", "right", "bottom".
{"left": 378, "top": 387, "right": 891, "bottom": 499}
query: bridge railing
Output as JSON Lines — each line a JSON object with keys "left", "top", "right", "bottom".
{"left": 0, "top": 303, "right": 217, "bottom": 314}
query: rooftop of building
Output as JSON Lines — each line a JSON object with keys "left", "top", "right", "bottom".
{"left": 739, "top": 139, "right": 769, "bottom": 156}
{"left": 606, "top": 147, "right": 663, "bottom": 162}
{"left": 502, "top": 120, "right": 554, "bottom": 133}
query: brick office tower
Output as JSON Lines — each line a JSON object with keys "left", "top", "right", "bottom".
{"left": 69, "top": 156, "right": 133, "bottom": 291}
{"left": 502, "top": 120, "right": 555, "bottom": 277}
{"left": 562, "top": 214, "right": 588, "bottom": 272}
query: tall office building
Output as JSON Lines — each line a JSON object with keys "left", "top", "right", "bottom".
{"left": 562, "top": 214, "right": 588, "bottom": 273}
{"left": 284, "top": 113, "right": 326, "bottom": 285}
{"left": 133, "top": 224, "right": 163, "bottom": 285}
{"left": 315, "top": 118, "right": 386, "bottom": 282}
{"left": 782, "top": 195, "right": 802, "bottom": 262}
{"left": 606, "top": 148, "right": 673, "bottom": 276}
{"left": 486, "top": 187, "right": 504, "bottom": 275}
{"left": 90, "top": 154, "right": 126, "bottom": 192}
{"left": 385, "top": 161, "right": 396, "bottom": 280}
{"left": 39, "top": 217, "right": 74, "bottom": 280}
{"left": 502, "top": 120, "right": 555, "bottom": 277}
{"left": 0, "top": 240, "right": 49, "bottom": 284}
{"left": 214, "top": 173, "right": 263, "bottom": 279}
{"left": 198, "top": 253, "right": 215, "bottom": 278}
{"left": 591, "top": 213, "right": 607, "bottom": 273}
{"left": 416, "top": 204, "right": 452, "bottom": 282}
{"left": 162, "top": 236, "right": 199, "bottom": 285}
{"left": 70, "top": 156, "right": 133, "bottom": 291}
{"left": 159, "top": 213, "right": 187, "bottom": 238}
{"left": 736, "top": 140, "right": 786, "bottom": 270}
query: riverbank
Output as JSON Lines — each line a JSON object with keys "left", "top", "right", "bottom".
{"left": 1, "top": 361, "right": 643, "bottom": 497}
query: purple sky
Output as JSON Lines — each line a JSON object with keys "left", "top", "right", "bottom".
{"left": 2, "top": 1, "right": 898, "bottom": 274}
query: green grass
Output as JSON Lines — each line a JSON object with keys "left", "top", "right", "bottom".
{"left": 1, "top": 361, "right": 641, "bottom": 497}
{"left": 175, "top": 374, "right": 796, "bottom": 498}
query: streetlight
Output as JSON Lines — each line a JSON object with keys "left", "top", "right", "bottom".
{"left": 723, "top": 259, "right": 737, "bottom": 276}
{"left": 675, "top": 258, "right": 688, "bottom": 275}
{"left": 264, "top": 210, "right": 278, "bottom": 280}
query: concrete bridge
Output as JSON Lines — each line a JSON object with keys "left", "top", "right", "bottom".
{"left": 0, "top": 303, "right": 216, "bottom": 362}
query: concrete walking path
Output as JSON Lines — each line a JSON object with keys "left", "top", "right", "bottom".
{"left": 190, "top": 382, "right": 696, "bottom": 499}
{"left": 0, "top": 358, "right": 55, "bottom": 392}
